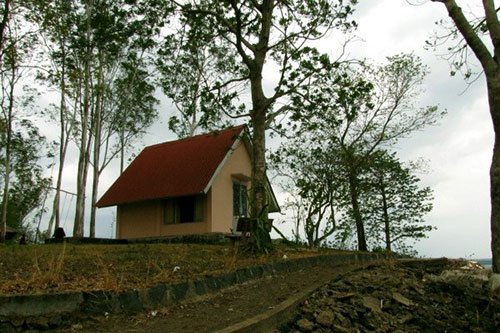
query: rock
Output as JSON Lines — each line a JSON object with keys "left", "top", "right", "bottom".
{"left": 315, "top": 310, "right": 334, "bottom": 327}
{"left": 332, "top": 324, "right": 351, "bottom": 333}
{"left": 301, "top": 305, "right": 314, "bottom": 315}
{"left": 398, "top": 314, "right": 414, "bottom": 324}
{"left": 361, "top": 296, "right": 381, "bottom": 313}
{"left": 392, "top": 292, "right": 413, "bottom": 307}
{"left": 71, "top": 323, "right": 83, "bottom": 330}
{"left": 334, "top": 292, "right": 356, "bottom": 300}
{"left": 296, "top": 318, "right": 314, "bottom": 332}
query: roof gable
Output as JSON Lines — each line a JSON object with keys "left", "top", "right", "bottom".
{"left": 97, "top": 126, "right": 245, "bottom": 207}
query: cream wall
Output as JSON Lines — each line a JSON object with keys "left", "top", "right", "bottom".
{"left": 210, "top": 141, "right": 252, "bottom": 233}
{"left": 118, "top": 201, "right": 161, "bottom": 239}
{"left": 117, "top": 195, "right": 211, "bottom": 239}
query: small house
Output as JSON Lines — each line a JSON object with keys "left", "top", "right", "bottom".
{"left": 96, "top": 125, "right": 279, "bottom": 239}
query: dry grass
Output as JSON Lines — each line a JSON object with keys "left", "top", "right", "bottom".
{"left": 0, "top": 242, "right": 330, "bottom": 296}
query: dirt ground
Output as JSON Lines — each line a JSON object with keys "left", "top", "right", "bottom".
{"left": 289, "top": 259, "right": 500, "bottom": 332}
{"left": 0, "top": 243, "right": 330, "bottom": 295}
{"left": 54, "top": 259, "right": 500, "bottom": 333}
{"left": 58, "top": 262, "right": 362, "bottom": 332}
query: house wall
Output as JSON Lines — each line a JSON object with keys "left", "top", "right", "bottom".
{"left": 117, "top": 201, "right": 161, "bottom": 239}
{"left": 117, "top": 194, "right": 212, "bottom": 239}
{"left": 210, "top": 141, "right": 252, "bottom": 233}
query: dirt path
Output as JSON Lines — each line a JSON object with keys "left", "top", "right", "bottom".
{"left": 61, "top": 262, "right": 365, "bottom": 332}
{"left": 54, "top": 259, "right": 498, "bottom": 332}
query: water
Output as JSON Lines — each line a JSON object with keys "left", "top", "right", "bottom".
{"left": 474, "top": 258, "right": 492, "bottom": 269}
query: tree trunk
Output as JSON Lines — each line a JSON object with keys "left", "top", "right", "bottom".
{"left": 248, "top": 106, "right": 272, "bottom": 252}
{"left": 47, "top": 43, "right": 68, "bottom": 238}
{"left": 89, "top": 54, "right": 104, "bottom": 238}
{"left": 73, "top": 0, "right": 93, "bottom": 238}
{"left": 251, "top": 111, "right": 267, "bottom": 218}
{"left": 380, "top": 181, "right": 391, "bottom": 251}
{"left": 348, "top": 169, "right": 367, "bottom": 251}
{"left": 430, "top": 0, "right": 499, "bottom": 273}
{"left": 0, "top": 0, "right": 10, "bottom": 64}
{"left": 244, "top": 0, "right": 273, "bottom": 248}
{"left": 488, "top": 74, "right": 500, "bottom": 273}
{"left": 0, "top": 61, "right": 14, "bottom": 242}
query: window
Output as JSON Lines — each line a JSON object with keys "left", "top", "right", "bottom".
{"left": 233, "top": 182, "right": 248, "bottom": 217}
{"left": 163, "top": 195, "right": 204, "bottom": 224}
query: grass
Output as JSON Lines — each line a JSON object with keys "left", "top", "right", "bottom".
{"left": 0, "top": 242, "right": 333, "bottom": 296}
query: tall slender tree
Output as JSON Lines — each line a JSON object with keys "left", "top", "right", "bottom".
{"left": 72, "top": 0, "right": 93, "bottom": 237}
{"left": 427, "top": 0, "right": 500, "bottom": 272}
{"left": 360, "top": 150, "right": 434, "bottom": 252}
{"left": 29, "top": 0, "right": 78, "bottom": 237}
{"left": 0, "top": 3, "right": 39, "bottom": 242}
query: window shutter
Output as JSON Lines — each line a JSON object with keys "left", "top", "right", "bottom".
{"left": 233, "top": 183, "right": 240, "bottom": 216}
{"left": 241, "top": 184, "right": 247, "bottom": 217}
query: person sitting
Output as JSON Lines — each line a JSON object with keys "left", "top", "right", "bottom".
{"left": 19, "top": 234, "right": 27, "bottom": 245}
{"left": 53, "top": 227, "right": 66, "bottom": 242}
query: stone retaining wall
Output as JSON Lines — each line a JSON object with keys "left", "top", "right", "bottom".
{"left": 0, "top": 252, "right": 385, "bottom": 331}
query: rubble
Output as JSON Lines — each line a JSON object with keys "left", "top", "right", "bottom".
{"left": 289, "top": 259, "right": 500, "bottom": 332}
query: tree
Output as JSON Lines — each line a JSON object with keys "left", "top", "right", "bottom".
{"left": 30, "top": 0, "right": 159, "bottom": 237}
{"left": 360, "top": 150, "right": 434, "bottom": 252}
{"left": 0, "top": 2, "right": 39, "bottom": 242}
{"left": 113, "top": 55, "right": 159, "bottom": 174}
{"left": 156, "top": 23, "right": 239, "bottom": 138}
{"left": 0, "top": 0, "right": 11, "bottom": 64}
{"left": 71, "top": 0, "right": 93, "bottom": 238}
{"left": 167, "top": 0, "right": 357, "bottom": 252}
{"left": 426, "top": 0, "right": 500, "bottom": 272}
{"left": 289, "top": 54, "right": 442, "bottom": 251}
{"left": 271, "top": 143, "right": 341, "bottom": 248}
{"left": 0, "top": 120, "right": 52, "bottom": 234}
{"left": 29, "top": 0, "right": 79, "bottom": 238}
{"left": 88, "top": 53, "right": 158, "bottom": 237}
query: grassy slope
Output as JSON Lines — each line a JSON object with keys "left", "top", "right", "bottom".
{"left": 0, "top": 243, "right": 331, "bottom": 296}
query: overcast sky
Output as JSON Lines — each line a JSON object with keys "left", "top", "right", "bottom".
{"left": 41, "top": 0, "right": 494, "bottom": 259}
{"left": 346, "top": 0, "right": 493, "bottom": 259}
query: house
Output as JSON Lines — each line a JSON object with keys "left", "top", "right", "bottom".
{"left": 96, "top": 125, "right": 279, "bottom": 239}
{"left": 0, "top": 225, "right": 18, "bottom": 240}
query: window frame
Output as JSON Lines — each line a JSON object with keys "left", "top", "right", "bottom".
{"left": 163, "top": 195, "right": 205, "bottom": 225}
{"left": 233, "top": 181, "right": 248, "bottom": 217}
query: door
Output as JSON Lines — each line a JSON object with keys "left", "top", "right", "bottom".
{"left": 232, "top": 182, "right": 247, "bottom": 234}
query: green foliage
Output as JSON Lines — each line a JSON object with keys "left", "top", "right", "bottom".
{"left": 276, "top": 54, "right": 441, "bottom": 252}
{"left": 271, "top": 141, "right": 342, "bottom": 248}
{"left": 156, "top": 20, "right": 241, "bottom": 137}
{"left": 0, "top": 120, "right": 52, "bottom": 232}
{"left": 163, "top": 0, "right": 360, "bottom": 253}
{"left": 355, "top": 150, "right": 435, "bottom": 252}
{"left": 108, "top": 53, "right": 159, "bottom": 147}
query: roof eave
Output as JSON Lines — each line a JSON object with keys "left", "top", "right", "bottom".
{"left": 202, "top": 128, "right": 245, "bottom": 194}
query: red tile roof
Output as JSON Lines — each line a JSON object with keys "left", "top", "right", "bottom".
{"left": 96, "top": 125, "right": 246, "bottom": 208}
